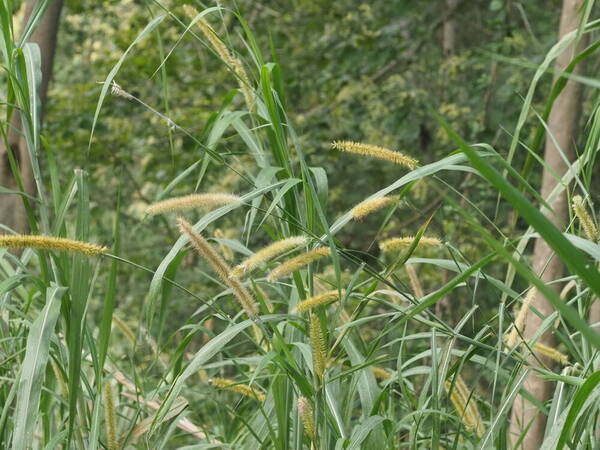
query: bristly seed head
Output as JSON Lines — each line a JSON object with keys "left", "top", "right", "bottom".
{"left": 350, "top": 196, "right": 399, "bottom": 220}
{"left": 445, "top": 375, "right": 484, "bottom": 437}
{"left": 295, "top": 290, "right": 344, "bottom": 313}
{"left": 210, "top": 377, "right": 265, "bottom": 402}
{"left": 267, "top": 247, "right": 331, "bottom": 282}
{"left": 379, "top": 236, "right": 441, "bottom": 253}
{"left": 505, "top": 288, "right": 536, "bottom": 349}
{"left": 297, "top": 396, "right": 316, "bottom": 441}
{"left": 309, "top": 313, "right": 327, "bottom": 381}
{"left": 0, "top": 234, "right": 107, "bottom": 256}
{"left": 147, "top": 193, "right": 241, "bottom": 215}
{"left": 177, "top": 218, "right": 258, "bottom": 317}
{"left": 532, "top": 342, "right": 569, "bottom": 365}
{"left": 572, "top": 195, "right": 598, "bottom": 242}
{"left": 230, "top": 236, "right": 308, "bottom": 279}
{"left": 331, "top": 141, "right": 418, "bottom": 169}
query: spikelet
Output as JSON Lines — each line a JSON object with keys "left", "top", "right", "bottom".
{"left": 177, "top": 218, "right": 258, "bottom": 317}
{"left": 532, "top": 342, "right": 569, "bottom": 365}
{"left": 0, "top": 234, "right": 106, "bottom": 256}
{"left": 103, "top": 381, "right": 119, "bottom": 450}
{"left": 112, "top": 315, "right": 136, "bottom": 346}
{"left": 296, "top": 290, "right": 344, "bottom": 313}
{"left": 211, "top": 377, "right": 265, "bottom": 402}
{"left": 505, "top": 288, "right": 536, "bottom": 349}
{"left": 231, "top": 236, "right": 309, "bottom": 278}
{"left": 331, "top": 141, "right": 418, "bottom": 169}
{"left": 267, "top": 247, "right": 331, "bottom": 281}
{"left": 214, "top": 229, "right": 233, "bottom": 261}
{"left": 309, "top": 314, "right": 327, "bottom": 381}
{"left": 379, "top": 236, "right": 441, "bottom": 253}
{"left": 572, "top": 195, "right": 598, "bottom": 242}
{"left": 297, "top": 396, "right": 316, "bottom": 441}
{"left": 350, "top": 196, "right": 399, "bottom": 220}
{"left": 405, "top": 263, "right": 424, "bottom": 299}
{"left": 371, "top": 366, "right": 392, "bottom": 380}
{"left": 445, "top": 376, "right": 484, "bottom": 437}
{"left": 146, "top": 193, "right": 241, "bottom": 215}
{"left": 183, "top": 6, "right": 254, "bottom": 111}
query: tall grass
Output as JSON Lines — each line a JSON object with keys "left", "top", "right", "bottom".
{"left": 1, "top": 2, "right": 599, "bottom": 449}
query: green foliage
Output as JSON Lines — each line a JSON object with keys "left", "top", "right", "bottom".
{"left": 1, "top": 0, "right": 600, "bottom": 448}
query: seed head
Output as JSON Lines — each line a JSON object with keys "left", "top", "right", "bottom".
{"left": 0, "top": 235, "right": 107, "bottom": 256}
{"left": 379, "top": 236, "right": 441, "bottom": 253}
{"left": 267, "top": 247, "right": 331, "bottom": 282}
{"left": 532, "top": 342, "right": 569, "bottom": 365}
{"left": 505, "top": 288, "right": 536, "bottom": 349}
{"left": 296, "top": 290, "right": 344, "bottom": 313}
{"left": 147, "top": 193, "right": 241, "bottom": 215}
{"left": 177, "top": 218, "right": 258, "bottom": 317}
{"left": 572, "top": 195, "right": 598, "bottom": 242}
{"left": 331, "top": 141, "right": 418, "bottom": 169}
{"left": 297, "top": 396, "right": 316, "bottom": 441}
{"left": 350, "top": 196, "right": 399, "bottom": 220}
{"left": 309, "top": 314, "right": 327, "bottom": 381}
{"left": 445, "top": 375, "right": 484, "bottom": 437}
{"left": 210, "top": 377, "right": 265, "bottom": 402}
{"left": 231, "top": 236, "right": 308, "bottom": 279}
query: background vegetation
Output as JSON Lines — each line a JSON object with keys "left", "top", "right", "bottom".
{"left": 1, "top": 0, "right": 599, "bottom": 448}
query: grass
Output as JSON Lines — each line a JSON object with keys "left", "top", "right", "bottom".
{"left": 1, "top": 1, "right": 599, "bottom": 449}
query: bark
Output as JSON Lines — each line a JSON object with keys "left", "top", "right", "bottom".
{"left": 509, "top": 1, "right": 585, "bottom": 448}
{"left": 442, "top": 0, "right": 460, "bottom": 57}
{"left": 0, "top": 0, "right": 63, "bottom": 233}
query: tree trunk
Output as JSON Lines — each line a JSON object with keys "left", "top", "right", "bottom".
{"left": 442, "top": 0, "right": 459, "bottom": 57}
{"left": 0, "top": 0, "right": 63, "bottom": 233}
{"left": 509, "top": 1, "right": 585, "bottom": 448}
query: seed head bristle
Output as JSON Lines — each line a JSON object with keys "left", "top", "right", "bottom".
{"left": 296, "top": 290, "right": 344, "bottom": 313}
{"left": 183, "top": 6, "right": 254, "bottom": 111}
{"left": 0, "top": 235, "right": 107, "bottom": 256}
{"left": 177, "top": 218, "right": 258, "bottom": 317}
{"left": 309, "top": 314, "right": 327, "bottom": 381}
{"left": 267, "top": 247, "right": 331, "bottom": 282}
{"left": 379, "top": 236, "right": 441, "bottom": 253}
{"left": 211, "top": 377, "right": 265, "bottom": 402}
{"left": 532, "top": 342, "right": 569, "bottom": 365}
{"left": 103, "top": 381, "right": 119, "bottom": 450}
{"left": 230, "top": 236, "right": 308, "bottom": 279}
{"left": 147, "top": 193, "right": 241, "bottom": 215}
{"left": 331, "top": 141, "right": 418, "bottom": 169}
{"left": 505, "top": 288, "right": 536, "bottom": 349}
{"left": 297, "top": 396, "right": 316, "bottom": 441}
{"left": 405, "top": 263, "right": 424, "bottom": 299}
{"left": 572, "top": 195, "right": 598, "bottom": 241}
{"left": 371, "top": 366, "right": 392, "bottom": 380}
{"left": 350, "top": 196, "right": 399, "bottom": 220}
{"left": 445, "top": 376, "right": 484, "bottom": 437}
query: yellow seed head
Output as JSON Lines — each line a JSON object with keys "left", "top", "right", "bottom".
{"left": 331, "top": 141, "right": 418, "bottom": 169}
{"left": 445, "top": 376, "right": 484, "bottom": 437}
{"left": 267, "top": 247, "right": 331, "bottom": 282}
{"left": 350, "top": 196, "right": 399, "bottom": 220}
{"left": 379, "top": 236, "right": 441, "bottom": 253}
{"left": 211, "top": 378, "right": 265, "bottom": 402}
{"left": 184, "top": 6, "right": 254, "bottom": 112}
{"left": 297, "top": 396, "right": 316, "bottom": 441}
{"left": 103, "top": 381, "right": 119, "bottom": 450}
{"left": 532, "top": 342, "right": 569, "bottom": 365}
{"left": 371, "top": 366, "right": 392, "bottom": 380}
{"left": 177, "top": 218, "right": 258, "bottom": 317}
{"left": 0, "top": 235, "right": 106, "bottom": 256}
{"left": 405, "top": 263, "right": 424, "bottom": 299}
{"left": 505, "top": 288, "right": 536, "bottom": 349}
{"left": 296, "top": 290, "right": 344, "bottom": 313}
{"left": 309, "top": 314, "right": 327, "bottom": 380}
{"left": 146, "top": 193, "right": 241, "bottom": 215}
{"left": 231, "top": 236, "right": 309, "bottom": 278}
{"left": 572, "top": 195, "right": 598, "bottom": 242}
{"left": 214, "top": 228, "right": 234, "bottom": 261}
